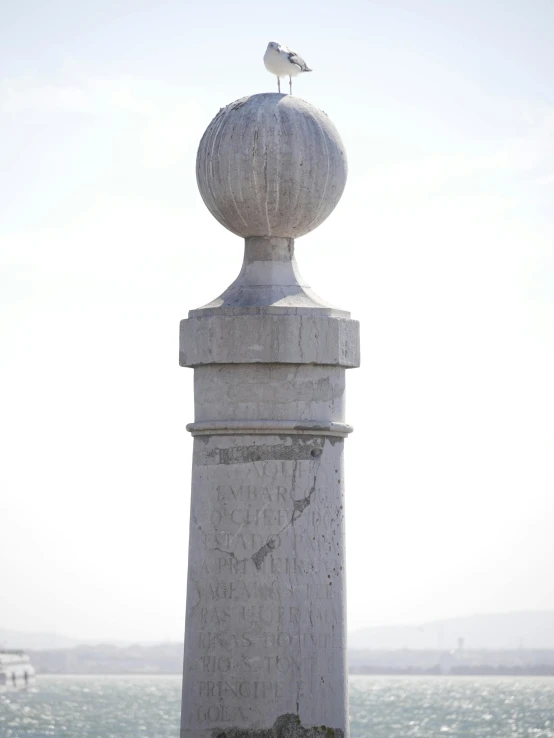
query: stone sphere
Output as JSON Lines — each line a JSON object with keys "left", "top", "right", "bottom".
{"left": 196, "top": 93, "right": 348, "bottom": 239}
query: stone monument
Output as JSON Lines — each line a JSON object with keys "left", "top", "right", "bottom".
{"left": 180, "top": 93, "right": 360, "bottom": 738}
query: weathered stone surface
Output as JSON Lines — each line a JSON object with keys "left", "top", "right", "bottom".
{"left": 180, "top": 316, "right": 359, "bottom": 368}
{"left": 212, "top": 713, "right": 344, "bottom": 738}
{"left": 180, "top": 434, "right": 347, "bottom": 737}
{"left": 196, "top": 95, "right": 347, "bottom": 239}
{"left": 192, "top": 366, "right": 345, "bottom": 424}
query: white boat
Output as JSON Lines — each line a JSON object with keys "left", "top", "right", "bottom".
{"left": 0, "top": 650, "right": 36, "bottom": 689}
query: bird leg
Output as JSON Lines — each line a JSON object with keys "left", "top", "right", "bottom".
{"left": 289, "top": 76, "right": 292, "bottom": 95}
{"left": 277, "top": 77, "right": 280, "bottom": 93}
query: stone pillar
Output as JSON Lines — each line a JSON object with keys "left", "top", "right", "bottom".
{"left": 180, "top": 93, "right": 360, "bottom": 738}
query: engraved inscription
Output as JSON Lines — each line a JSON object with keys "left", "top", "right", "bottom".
{"left": 181, "top": 435, "right": 345, "bottom": 730}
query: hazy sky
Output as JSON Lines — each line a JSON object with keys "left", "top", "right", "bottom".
{"left": 1, "top": 0, "right": 553, "bottom": 643}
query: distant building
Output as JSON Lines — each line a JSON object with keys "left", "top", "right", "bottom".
{"left": 0, "top": 650, "right": 36, "bottom": 688}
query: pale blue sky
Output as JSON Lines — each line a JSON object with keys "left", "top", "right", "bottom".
{"left": 1, "top": 0, "right": 553, "bottom": 641}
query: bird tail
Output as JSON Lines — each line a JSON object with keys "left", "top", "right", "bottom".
{"left": 305, "top": 67, "right": 313, "bottom": 72}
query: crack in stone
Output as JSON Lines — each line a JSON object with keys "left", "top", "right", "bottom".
{"left": 208, "top": 547, "right": 239, "bottom": 560}
{"left": 292, "top": 497, "right": 310, "bottom": 516}
{"left": 292, "top": 472, "right": 317, "bottom": 521}
{"left": 251, "top": 537, "right": 276, "bottom": 570}
{"left": 205, "top": 453, "right": 322, "bottom": 572}
{"left": 251, "top": 465, "right": 319, "bottom": 569}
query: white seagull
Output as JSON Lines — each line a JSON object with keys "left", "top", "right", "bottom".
{"left": 263, "top": 41, "right": 312, "bottom": 95}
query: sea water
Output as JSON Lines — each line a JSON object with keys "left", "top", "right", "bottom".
{"left": 1, "top": 675, "right": 553, "bottom": 737}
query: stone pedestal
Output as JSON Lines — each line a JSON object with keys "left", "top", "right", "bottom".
{"left": 180, "top": 95, "right": 360, "bottom": 738}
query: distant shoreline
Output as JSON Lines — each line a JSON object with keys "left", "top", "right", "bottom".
{"left": 33, "top": 671, "right": 554, "bottom": 677}
{"left": 22, "top": 643, "right": 554, "bottom": 678}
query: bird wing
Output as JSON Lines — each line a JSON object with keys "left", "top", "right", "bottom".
{"left": 284, "top": 48, "right": 312, "bottom": 72}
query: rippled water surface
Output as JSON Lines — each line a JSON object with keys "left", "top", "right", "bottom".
{"left": 1, "top": 675, "right": 553, "bottom": 737}
{"left": 350, "top": 676, "right": 554, "bottom": 737}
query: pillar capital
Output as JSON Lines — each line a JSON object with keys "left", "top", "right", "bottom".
{"left": 181, "top": 235, "right": 360, "bottom": 368}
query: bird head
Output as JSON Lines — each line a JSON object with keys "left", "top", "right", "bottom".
{"left": 267, "top": 41, "right": 281, "bottom": 52}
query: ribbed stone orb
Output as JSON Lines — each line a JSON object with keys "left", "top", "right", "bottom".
{"left": 196, "top": 93, "right": 347, "bottom": 239}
